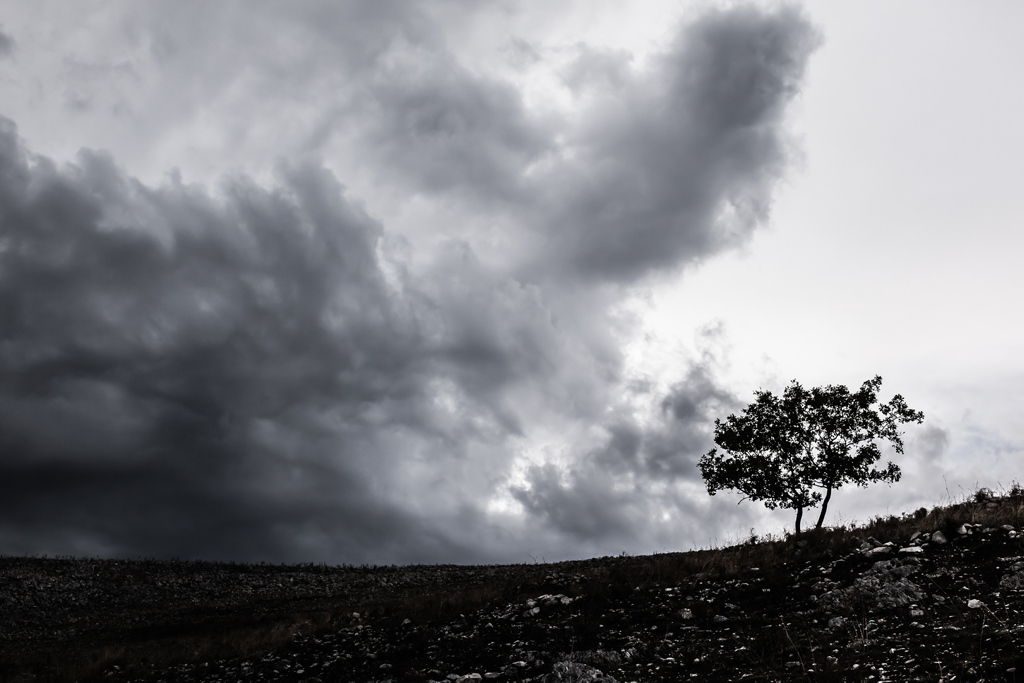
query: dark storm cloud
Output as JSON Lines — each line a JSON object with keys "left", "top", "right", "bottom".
{"left": 301, "top": 4, "right": 817, "bottom": 281}
{"left": 321, "top": 5, "right": 819, "bottom": 284}
{"left": 0, "top": 3, "right": 819, "bottom": 563}
{"left": 649, "top": 363, "right": 742, "bottom": 474}
{"left": 0, "top": 28, "right": 13, "bottom": 58}
{"left": 915, "top": 424, "right": 950, "bottom": 463}
{"left": 536, "top": 6, "right": 819, "bottom": 282}
{"left": 511, "top": 339, "right": 742, "bottom": 544}
{"left": 0, "top": 117, "right": 545, "bottom": 562}
{"left": 511, "top": 463, "right": 642, "bottom": 542}
{"left": 364, "top": 59, "right": 547, "bottom": 203}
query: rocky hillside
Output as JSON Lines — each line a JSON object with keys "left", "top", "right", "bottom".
{"left": 3, "top": 490, "right": 1024, "bottom": 682}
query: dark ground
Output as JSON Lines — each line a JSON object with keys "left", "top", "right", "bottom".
{"left": 3, "top": 492, "right": 1024, "bottom": 682}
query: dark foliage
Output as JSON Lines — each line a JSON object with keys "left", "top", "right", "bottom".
{"left": 699, "top": 375, "right": 924, "bottom": 534}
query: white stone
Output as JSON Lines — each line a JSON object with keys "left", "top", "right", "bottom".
{"left": 968, "top": 599, "right": 984, "bottom": 609}
{"left": 899, "top": 546, "right": 925, "bottom": 554}
{"left": 931, "top": 530, "right": 949, "bottom": 544}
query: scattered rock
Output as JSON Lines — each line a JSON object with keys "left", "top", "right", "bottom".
{"left": 1000, "top": 571, "right": 1024, "bottom": 590}
{"left": 546, "top": 660, "right": 617, "bottom": 683}
{"left": 862, "top": 537, "right": 884, "bottom": 549}
{"left": 820, "top": 559, "right": 924, "bottom": 612}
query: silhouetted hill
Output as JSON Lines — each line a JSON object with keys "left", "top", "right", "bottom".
{"left": 3, "top": 487, "right": 1024, "bottom": 682}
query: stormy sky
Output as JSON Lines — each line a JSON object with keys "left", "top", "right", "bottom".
{"left": 1, "top": 1, "right": 1022, "bottom": 565}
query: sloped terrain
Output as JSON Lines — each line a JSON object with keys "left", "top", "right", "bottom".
{"left": 3, "top": 491, "right": 1024, "bottom": 682}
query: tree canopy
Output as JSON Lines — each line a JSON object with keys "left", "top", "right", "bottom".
{"left": 698, "top": 375, "right": 924, "bottom": 535}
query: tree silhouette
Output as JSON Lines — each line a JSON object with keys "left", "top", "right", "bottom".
{"left": 698, "top": 376, "right": 924, "bottom": 535}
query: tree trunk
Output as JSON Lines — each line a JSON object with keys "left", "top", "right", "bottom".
{"left": 815, "top": 484, "right": 833, "bottom": 529}
{"left": 794, "top": 505, "right": 803, "bottom": 537}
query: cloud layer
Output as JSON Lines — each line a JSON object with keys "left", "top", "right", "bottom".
{"left": 0, "top": 4, "right": 819, "bottom": 563}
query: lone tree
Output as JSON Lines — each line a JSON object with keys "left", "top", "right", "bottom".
{"left": 698, "top": 375, "right": 924, "bottom": 535}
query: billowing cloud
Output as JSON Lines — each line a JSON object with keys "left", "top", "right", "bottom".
{"left": 0, "top": 3, "right": 818, "bottom": 563}
{"left": 511, "top": 326, "right": 744, "bottom": 548}
{"left": 0, "top": 28, "right": 13, "bottom": 59}
{"left": 0, "top": 118, "right": 424, "bottom": 560}
{"left": 535, "top": 6, "right": 820, "bottom": 282}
